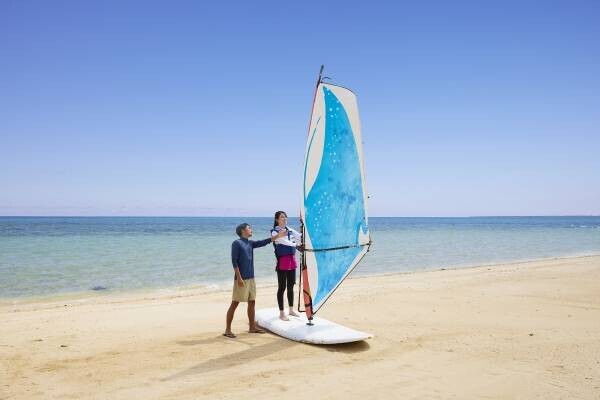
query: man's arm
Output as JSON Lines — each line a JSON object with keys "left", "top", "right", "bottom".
{"left": 231, "top": 242, "right": 244, "bottom": 287}
{"left": 252, "top": 230, "right": 286, "bottom": 248}
{"left": 233, "top": 267, "right": 244, "bottom": 287}
{"left": 231, "top": 241, "right": 239, "bottom": 268}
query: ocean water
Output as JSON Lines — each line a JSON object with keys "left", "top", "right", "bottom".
{"left": 1, "top": 216, "right": 599, "bottom": 300}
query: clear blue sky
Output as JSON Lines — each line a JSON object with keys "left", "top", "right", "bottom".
{"left": 1, "top": 1, "right": 599, "bottom": 216}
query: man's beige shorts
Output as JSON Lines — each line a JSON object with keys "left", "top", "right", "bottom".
{"left": 232, "top": 278, "right": 256, "bottom": 302}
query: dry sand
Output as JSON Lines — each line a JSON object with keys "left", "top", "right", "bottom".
{"left": 1, "top": 255, "right": 599, "bottom": 399}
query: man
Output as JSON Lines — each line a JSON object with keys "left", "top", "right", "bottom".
{"left": 224, "top": 222, "right": 287, "bottom": 338}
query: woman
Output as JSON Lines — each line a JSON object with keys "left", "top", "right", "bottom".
{"left": 271, "top": 211, "right": 302, "bottom": 321}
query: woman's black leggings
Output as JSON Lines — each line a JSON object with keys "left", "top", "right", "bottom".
{"left": 276, "top": 269, "right": 296, "bottom": 311}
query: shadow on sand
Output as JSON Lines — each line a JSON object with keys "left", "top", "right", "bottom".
{"left": 318, "top": 340, "right": 371, "bottom": 353}
{"left": 164, "top": 333, "right": 371, "bottom": 381}
{"left": 162, "top": 336, "right": 297, "bottom": 381}
{"left": 176, "top": 336, "right": 241, "bottom": 346}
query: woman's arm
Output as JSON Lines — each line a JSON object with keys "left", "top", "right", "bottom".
{"left": 289, "top": 227, "right": 302, "bottom": 241}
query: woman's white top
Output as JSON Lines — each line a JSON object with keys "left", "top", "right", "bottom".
{"left": 271, "top": 226, "right": 302, "bottom": 247}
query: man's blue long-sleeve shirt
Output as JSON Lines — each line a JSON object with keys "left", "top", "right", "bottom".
{"left": 231, "top": 237, "right": 272, "bottom": 280}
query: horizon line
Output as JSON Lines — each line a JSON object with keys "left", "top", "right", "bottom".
{"left": 1, "top": 215, "right": 599, "bottom": 218}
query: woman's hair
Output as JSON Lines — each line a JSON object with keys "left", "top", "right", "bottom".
{"left": 273, "top": 211, "right": 287, "bottom": 228}
{"left": 235, "top": 223, "right": 250, "bottom": 237}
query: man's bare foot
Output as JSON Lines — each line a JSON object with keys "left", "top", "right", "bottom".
{"left": 222, "top": 332, "right": 236, "bottom": 338}
{"left": 249, "top": 328, "right": 265, "bottom": 334}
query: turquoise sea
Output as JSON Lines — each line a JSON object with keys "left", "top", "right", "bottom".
{"left": 1, "top": 216, "right": 599, "bottom": 300}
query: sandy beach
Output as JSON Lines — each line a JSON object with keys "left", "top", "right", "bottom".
{"left": 1, "top": 255, "right": 599, "bottom": 399}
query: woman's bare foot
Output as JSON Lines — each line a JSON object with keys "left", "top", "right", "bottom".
{"left": 279, "top": 311, "right": 289, "bottom": 321}
{"left": 288, "top": 308, "right": 300, "bottom": 317}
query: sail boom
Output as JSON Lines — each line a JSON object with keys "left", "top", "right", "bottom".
{"left": 303, "top": 242, "right": 372, "bottom": 252}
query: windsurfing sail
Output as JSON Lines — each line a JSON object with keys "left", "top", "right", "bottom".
{"left": 300, "top": 66, "right": 372, "bottom": 320}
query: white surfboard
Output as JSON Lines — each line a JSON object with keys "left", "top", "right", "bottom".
{"left": 256, "top": 308, "right": 373, "bottom": 344}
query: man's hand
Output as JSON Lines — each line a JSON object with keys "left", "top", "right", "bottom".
{"left": 237, "top": 278, "right": 245, "bottom": 288}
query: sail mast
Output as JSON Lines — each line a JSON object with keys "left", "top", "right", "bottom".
{"left": 300, "top": 64, "right": 324, "bottom": 323}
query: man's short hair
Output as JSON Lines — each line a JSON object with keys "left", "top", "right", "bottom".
{"left": 236, "top": 223, "right": 250, "bottom": 237}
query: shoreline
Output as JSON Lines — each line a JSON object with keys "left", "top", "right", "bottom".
{"left": 1, "top": 254, "right": 599, "bottom": 399}
{"left": 2, "top": 253, "right": 599, "bottom": 309}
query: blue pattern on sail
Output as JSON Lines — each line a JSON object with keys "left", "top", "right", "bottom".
{"left": 304, "top": 86, "right": 369, "bottom": 306}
